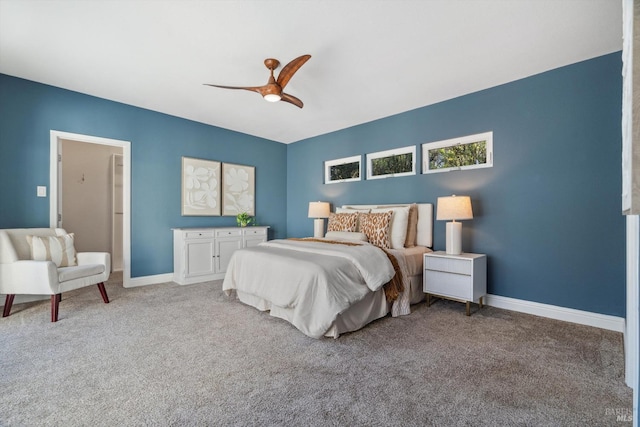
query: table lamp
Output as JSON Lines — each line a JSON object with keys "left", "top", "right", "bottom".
{"left": 308, "top": 201, "right": 331, "bottom": 238}
{"left": 436, "top": 195, "right": 473, "bottom": 255}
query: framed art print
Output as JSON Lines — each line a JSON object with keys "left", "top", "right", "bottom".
{"left": 181, "top": 157, "right": 221, "bottom": 216}
{"left": 222, "top": 162, "right": 255, "bottom": 216}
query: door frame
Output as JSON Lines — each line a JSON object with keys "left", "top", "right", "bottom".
{"left": 50, "top": 130, "right": 132, "bottom": 287}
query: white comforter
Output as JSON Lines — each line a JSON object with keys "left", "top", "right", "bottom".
{"left": 222, "top": 239, "right": 395, "bottom": 338}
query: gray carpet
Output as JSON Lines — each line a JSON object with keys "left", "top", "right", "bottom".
{"left": 0, "top": 273, "right": 632, "bottom": 426}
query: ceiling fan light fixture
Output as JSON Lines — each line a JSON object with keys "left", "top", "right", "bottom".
{"left": 205, "top": 54, "right": 310, "bottom": 108}
{"left": 263, "top": 94, "right": 281, "bottom": 102}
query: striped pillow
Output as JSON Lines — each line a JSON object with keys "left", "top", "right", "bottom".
{"left": 26, "top": 233, "right": 77, "bottom": 267}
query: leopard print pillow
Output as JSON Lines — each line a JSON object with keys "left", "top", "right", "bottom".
{"left": 359, "top": 211, "right": 393, "bottom": 248}
{"left": 327, "top": 213, "right": 358, "bottom": 232}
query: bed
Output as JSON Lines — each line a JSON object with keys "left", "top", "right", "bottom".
{"left": 222, "top": 203, "right": 433, "bottom": 338}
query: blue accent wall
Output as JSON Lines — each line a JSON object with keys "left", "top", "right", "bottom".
{"left": 0, "top": 74, "right": 287, "bottom": 277}
{"left": 287, "top": 52, "right": 625, "bottom": 317}
{"left": 0, "top": 52, "right": 626, "bottom": 317}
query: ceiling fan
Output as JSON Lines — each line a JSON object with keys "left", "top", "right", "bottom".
{"left": 205, "top": 54, "right": 311, "bottom": 108}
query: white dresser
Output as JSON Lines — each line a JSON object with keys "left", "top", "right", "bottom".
{"left": 172, "top": 226, "right": 269, "bottom": 285}
{"left": 423, "top": 251, "right": 487, "bottom": 316}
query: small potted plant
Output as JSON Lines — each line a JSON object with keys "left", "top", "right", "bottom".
{"left": 236, "top": 212, "right": 253, "bottom": 227}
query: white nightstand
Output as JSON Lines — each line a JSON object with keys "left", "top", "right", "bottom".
{"left": 423, "top": 251, "right": 487, "bottom": 316}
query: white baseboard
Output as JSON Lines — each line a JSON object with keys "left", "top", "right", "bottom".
{"left": 124, "top": 273, "right": 174, "bottom": 288}
{"left": 485, "top": 294, "right": 625, "bottom": 333}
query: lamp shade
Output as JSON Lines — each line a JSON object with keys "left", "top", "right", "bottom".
{"left": 308, "top": 201, "right": 330, "bottom": 218}
{"left": 436, "top": 195, "right": 473, "bottom": 221}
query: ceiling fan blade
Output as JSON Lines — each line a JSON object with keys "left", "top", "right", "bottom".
{"left": 280, "top": 92, "right": 304, "bottom": 108}
{"left": 276, "top": 54, "right": 311, "bottom": 89}
{"left": 205, "top": 55, "right": 309, "bottom": 108}
{"left": 204, "top": 84, "right": 263, "bottom": 94}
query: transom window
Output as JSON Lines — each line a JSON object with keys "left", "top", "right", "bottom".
{"left": 366, "top": 146, "right": 416, "bottom": 180}
{"left": 324, "top": 155, "right": 361, "bottom": 184}
{"left": 422, "top": 132, "right": 493, "bottom": 174}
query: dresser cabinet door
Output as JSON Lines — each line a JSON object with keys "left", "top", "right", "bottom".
{"left": 216, "top": 238, "right": 243, "bottom": 273}
{"left": 184, "top": 240, "right": 215, "bottom": 277}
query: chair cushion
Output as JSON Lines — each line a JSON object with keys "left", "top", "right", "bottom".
{"left": 27, "top": 233, "right": 77, "bottom": 267}
{"left": 57, "top": 264, "right": 105, "bottom": 282}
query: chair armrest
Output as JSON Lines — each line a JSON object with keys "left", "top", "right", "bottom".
{"left": 77, "top": 252, "right": 111, "bottom": 272}
{"left": 0, "top": 260, "right": 58, "bottom": 295}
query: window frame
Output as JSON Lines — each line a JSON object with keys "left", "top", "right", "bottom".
{"left": 324, "top": 155, "right": 362, "bottom": 184}
{"left": 365, "top": 145, "right": 416, "bottom": 180}
{"left": 421, "top": 131, "right": 493, "bottom": 174}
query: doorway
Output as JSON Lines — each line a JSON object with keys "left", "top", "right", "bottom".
{"left": 50, "top": 131, "right": 131, "bottom": 286}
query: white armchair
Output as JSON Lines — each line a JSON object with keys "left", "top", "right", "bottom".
{"left": 0, "top": 228, "right": 110, "bottom": 322}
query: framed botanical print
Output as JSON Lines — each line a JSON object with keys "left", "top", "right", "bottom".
{"left": 181, "top": 157, "right": 221, "bottom": 216}
{"left": 222, "top": 162, "right": 255, "bottom": 216}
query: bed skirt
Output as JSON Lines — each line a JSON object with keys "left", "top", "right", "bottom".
{"left": 234, "top": 273, "right": 424, "bottom": 338}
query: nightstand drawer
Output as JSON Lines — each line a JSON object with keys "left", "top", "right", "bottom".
{"left": 425, "top": 256, "right": 471, "bottom": 275}
{"left": 425, "top": 270, "right": 473, "bottom": 300}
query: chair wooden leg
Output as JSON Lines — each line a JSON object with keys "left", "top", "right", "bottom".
{"left": 51, "top": 294, "right": 61, "bottom": 322}
{"left": 3, "top": 294, "right": 15, "bottom": 317}
{"left": 97, "top": 282, "right": 109, "bottom": 304}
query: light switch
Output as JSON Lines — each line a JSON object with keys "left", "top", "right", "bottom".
{"left": 37, "top": 186, "right": 47, "bottom": 197}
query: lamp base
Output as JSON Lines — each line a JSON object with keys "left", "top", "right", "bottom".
{"left": 445, "top": 221, "right": 462, "bottom": 255}
{"left": 313, "top": 218, "right": 325, "bottom": 238}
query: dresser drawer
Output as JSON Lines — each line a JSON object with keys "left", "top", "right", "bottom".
{"left": 425, "top": 270, "right": 473, "bottom": 300}
{"left": 425, "top": 256, "right": 472, "bottom": 275}
{"left": 185, "top": 231, "right": 214, "bottom": 239}
{"left": 243, "top": 228, "right": 267, "bottom": 236}
{"left": 215, "top": 229, "right": 242, "bottom": 238}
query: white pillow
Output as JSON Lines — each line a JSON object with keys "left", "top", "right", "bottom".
{"left": 324, "top": 231, "right": 368, "bottom": 242}
{"left": 371, "top": 206, "right": 410, "bottom": 249}
{"left": 336, "top": 207, "right": 370, "bottom": 214}
{"left": 26, "top": 233, "right": 77, "bottom": 267}
{"left": 376, "top": 204, "right": 418, "bottom": 247}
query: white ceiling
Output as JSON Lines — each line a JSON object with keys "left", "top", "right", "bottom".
{"left": 0, "top": 0, "right": 622, "bottom": 144}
